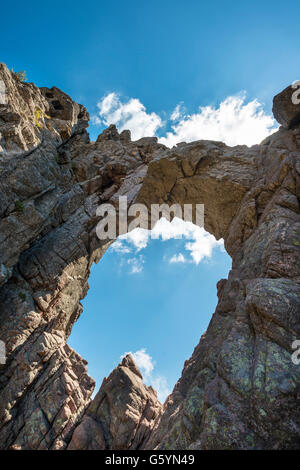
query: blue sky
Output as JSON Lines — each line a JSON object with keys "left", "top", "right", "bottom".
{"left": 69, "top": 221, "right": 231, "bottom": 400}
{"left": 2, "top": 0, "right": 299, "bottom": 400}
{"left": 2, "top": 0, "right": 299, "bottom": 137}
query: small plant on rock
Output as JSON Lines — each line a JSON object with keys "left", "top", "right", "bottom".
{"left": 11, "top": 69, "right": 27, "bottom": 82}
{"left": 15, "top": 200, "right": 25, "bottom": 212}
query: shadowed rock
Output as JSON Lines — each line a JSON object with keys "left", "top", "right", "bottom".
{"left": 273, "top": 84, "right": 300, "bottom": 129}
{"left": 0, "top": 63, "right": 299, "bottom": 449}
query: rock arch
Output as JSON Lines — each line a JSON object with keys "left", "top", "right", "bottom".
{"left": 0, "top": 63, "right": 299, "bottom": 449}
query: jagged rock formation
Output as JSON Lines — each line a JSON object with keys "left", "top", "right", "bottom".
{"left": 273, "top": 84, "right": 300, "bottom": 129}
{"left": 0, "top": 63, "right": 299, "bottom": 450}
{"left": 68, "top": 355, "right": 162, "bottom": 450}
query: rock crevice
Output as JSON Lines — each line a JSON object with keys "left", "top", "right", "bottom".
{"left": 0, "top": 63, "right": 299, "bottom": 449}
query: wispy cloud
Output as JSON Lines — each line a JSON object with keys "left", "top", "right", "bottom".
{"left": 169, "top": 253, "right": 186, "bottom": 263}
{"left": 170, "top": 103, "right": 184, "bottom": 121}
{"left": 111, "top": 239, "right": 132, "bottom": 254}
{"left": 127, "top": 255, "right": 144, "bottom": 274}
{"left": 120, "top": 349, "right": 171, "bottom": 402}
{"left": 151, "top": 376, "right": 170, "bottom": 403}
{"left": 93, "top": 92, "right": 278, "bottom": 147}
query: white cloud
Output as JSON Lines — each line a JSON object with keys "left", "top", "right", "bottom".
{"left": 170, "top": 103, "right": 184, "bottom": 121}
{"left": 114, "top": 218, "right": 224, "bottom": 265}
{"left": 111, "top": 239, "right": 132, "bottom": 254}
{"left": 96, "top": 92, "right": 162, "bottom": 140}
{"left": 93, "top": 91, "right": 278, "bottom": 148}
{"left": 120, "top": 349, "right": 171, "bottom": 402}
{"left": 185, "top": 229, "right": 224, "bottom": 264}
{"left": 90, "top": 115, "right": 101, "bottom": 125}
{"left": 119, "top": 229, "right": 149, "bottom": 251}
{"left": 160, "top": 94, "right": 278, "bottom": 148}
{"left": 127, "top": 255, "right": 144, "bottom": 274}
{"left": 169, "top": 253, "right": 186, "bottom": 263}
{"left": 150, "top": 217, "right": 200, "bottom": 242}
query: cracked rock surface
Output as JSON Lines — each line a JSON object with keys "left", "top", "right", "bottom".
{"left": 68, "top": 355, "right": 162, "bottom": 450}
{"left": 0, "top": 63, "right": 299, "bottom": 449}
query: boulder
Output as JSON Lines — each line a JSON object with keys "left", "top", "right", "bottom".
{"left": 272, "top": 83, "right": 300, "bottom": 128}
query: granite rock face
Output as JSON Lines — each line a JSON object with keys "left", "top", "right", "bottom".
{"left": 68, "top": 355, "right": 162, "bottom": 450}
{"left": 0, "top": 63, "right": 299, "bottom": 449}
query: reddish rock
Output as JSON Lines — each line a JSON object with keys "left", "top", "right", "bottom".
{"left": 68, "top": 355, "right": 162, "bottom": 450}
{"left": 0, "top": 63, "right": 299, "bottom": 450}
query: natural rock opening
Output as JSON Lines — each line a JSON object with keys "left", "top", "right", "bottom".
{"left": 68, "top": 222, "right": 231, "bottom": 405}
{"left": 0, "top": 63, "right": 299, "bottom": 450}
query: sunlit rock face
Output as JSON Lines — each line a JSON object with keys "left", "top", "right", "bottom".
{"left": 0, "top": 63, "right": 299, "bottom": 449}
